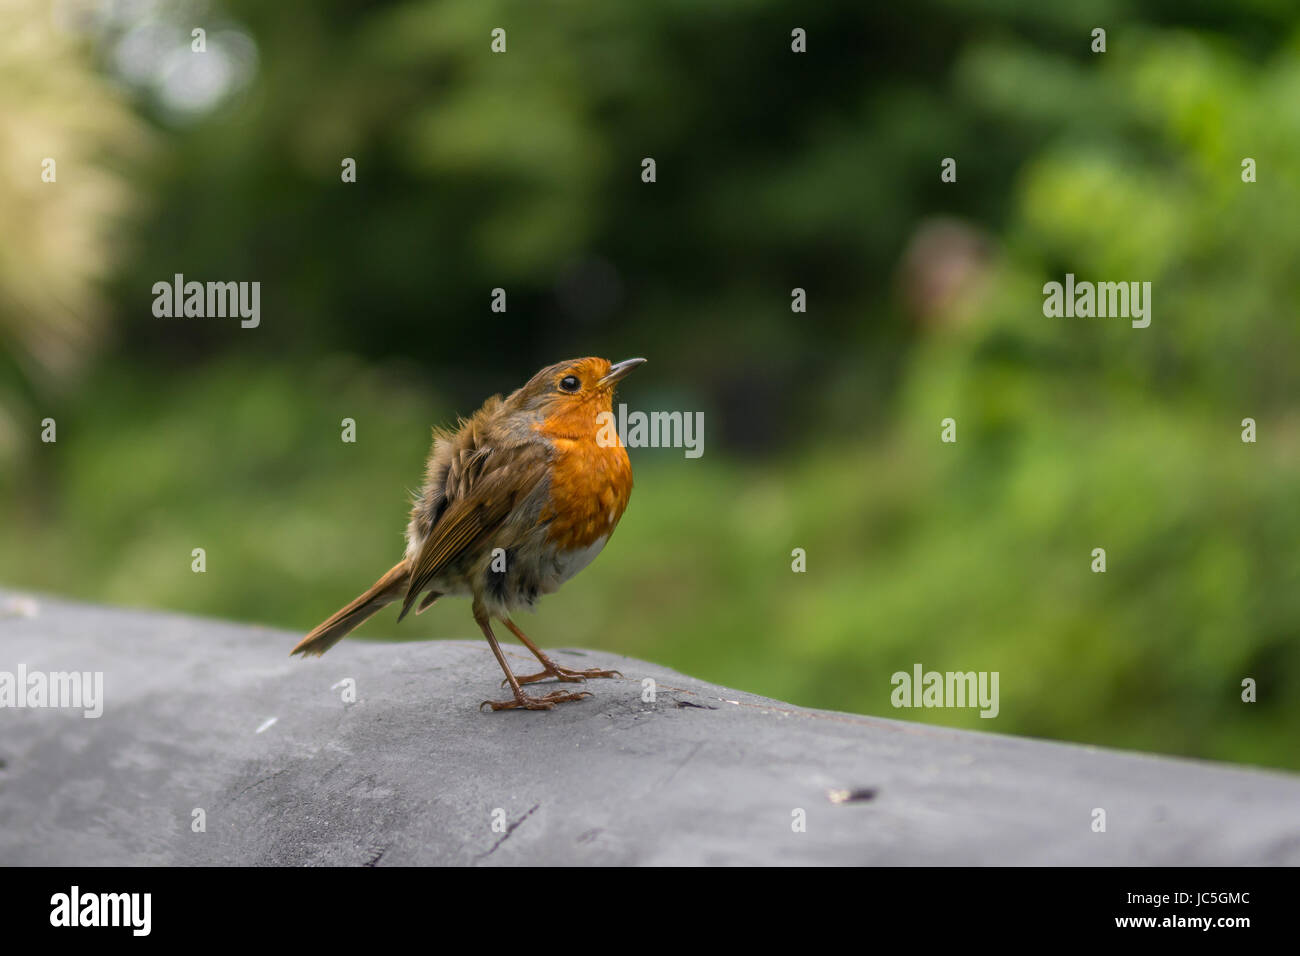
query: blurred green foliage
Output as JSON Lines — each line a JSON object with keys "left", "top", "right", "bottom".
{"left": 2, "top": 1, "right": 1297, "bottom": 769}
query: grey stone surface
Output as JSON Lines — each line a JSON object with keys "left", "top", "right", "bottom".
{"left": 1, "top": 588, "right": 1297, "bottom": 866}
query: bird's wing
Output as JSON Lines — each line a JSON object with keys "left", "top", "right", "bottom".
{"left": 398, "top": 439, "right": 550, "bottom": 620}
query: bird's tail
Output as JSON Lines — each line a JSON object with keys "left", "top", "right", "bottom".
{"left": 291, "top": 560, "right": 409, "bottom": 657}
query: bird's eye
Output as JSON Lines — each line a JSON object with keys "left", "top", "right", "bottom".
{"left": 559, "top": 375, "right": 581, "bottom": 392}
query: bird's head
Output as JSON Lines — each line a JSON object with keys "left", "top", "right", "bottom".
{"left": 510, "top": 356, "right": 646, "bottom": 439}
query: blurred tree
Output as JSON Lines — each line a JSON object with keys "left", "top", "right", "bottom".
{"left": 0, "top": 0, "right": 145, "bottom": 465}
{"left": 3, "top": 0, "right": 1298, "bottom": 769}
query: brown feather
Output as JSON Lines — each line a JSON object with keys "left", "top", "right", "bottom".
{"left": 398, "top": 440, "right": 550, "bottom": 620}
{"left": 290, "top": 560, "right": 408, "bottom": 657}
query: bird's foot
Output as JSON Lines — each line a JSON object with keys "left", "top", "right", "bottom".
{"left": 480, "top": 688, "right": 594, "bottom": 712}
{"left": 504, "top": 664, "right": 624, "bottom": 687}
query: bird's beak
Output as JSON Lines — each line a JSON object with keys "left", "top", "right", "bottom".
{"left": 599, "top": 357, "right": 646, "bottom": 387}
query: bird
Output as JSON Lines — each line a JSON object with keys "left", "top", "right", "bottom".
{"left": 291, "top": 356, "right": 646, "bottom": 711}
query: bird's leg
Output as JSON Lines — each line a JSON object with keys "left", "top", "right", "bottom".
{"left": 475, "top": 604, "right": 592, "bottom": 711}
{"left": 500, "top": 617, "right": 623, "bottom": 686}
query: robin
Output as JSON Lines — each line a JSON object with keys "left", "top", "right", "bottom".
{"left": 291, "top": 356, "right": 646, "bottom": 711}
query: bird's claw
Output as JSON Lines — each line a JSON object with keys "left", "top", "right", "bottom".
{"left": 480, "top": 689, "right": 593, "bottom": 712}
{"left": 505, "top": 665, "right": 623, "bottom": 687}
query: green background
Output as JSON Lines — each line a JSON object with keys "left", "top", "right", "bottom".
{"left": 2, "top": 0, "right": 1297, "bottom": 769}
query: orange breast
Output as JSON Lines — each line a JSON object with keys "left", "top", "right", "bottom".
{"left": 538, "top": 436, "right": 633, "bottom": 551}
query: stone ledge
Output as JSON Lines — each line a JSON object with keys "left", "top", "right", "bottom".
{"left": 1, "top": 590, "right": 1297, "bottom": 865}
